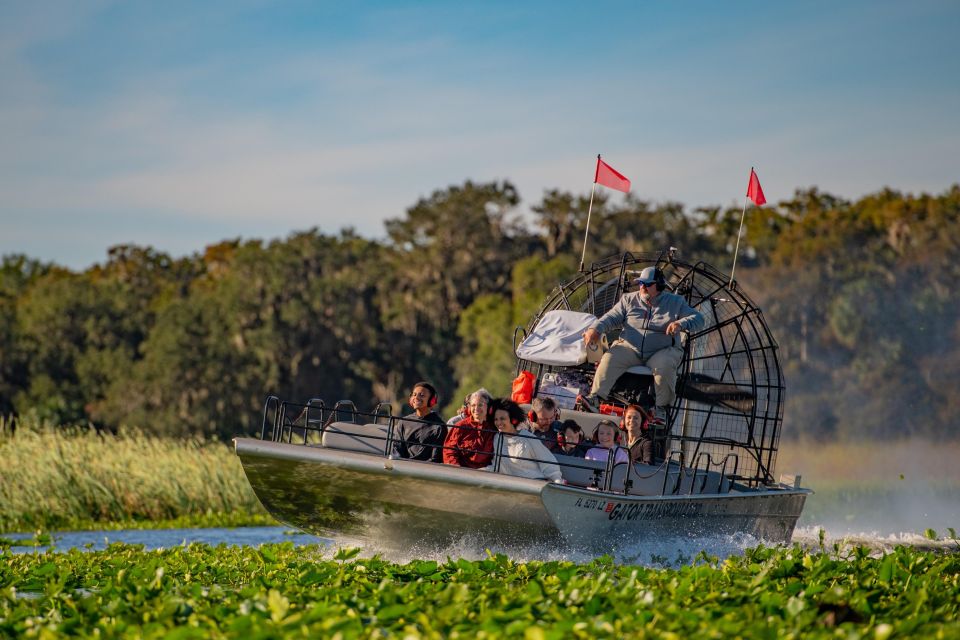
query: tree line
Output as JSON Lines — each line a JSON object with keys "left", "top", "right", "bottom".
{"left": 2, "top": 181, "right": 958, "bottom": 440}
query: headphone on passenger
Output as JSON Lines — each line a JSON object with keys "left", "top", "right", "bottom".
{"left": 620, "top": 404, "right": 650, "bottom": 432}
{"left": 411, "top": 381, "right": 438, "bottom": 409}
{"left": 528, "top": 399, "right": 559, "bottom": 425}
{"left": 595, "top": 419, "right": 622, "bottom": 445}
{"left": 557, "top": 419, "right": 583, "bottom": 450}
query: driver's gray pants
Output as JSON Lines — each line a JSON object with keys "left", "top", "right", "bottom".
{"left": 589, "top": 340, "right": 683, "bottom": 407}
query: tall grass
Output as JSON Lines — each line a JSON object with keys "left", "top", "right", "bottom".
{"left": 0, "top": 416, "right": 268, "bottom": 533}
{"left": 778, "top": 439, "right": 960, "bottom": 485}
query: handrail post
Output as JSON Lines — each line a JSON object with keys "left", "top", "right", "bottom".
{"left": 304, "top": 398, "right": 324, "bottom": 444}
{"left": 275, "top": 402, "right": 287, "bottom": 442}
{"left": 260, "top": 396, "right": 280, "bottom": 440}
{"left": 601, "top": 447, "right": 615, "bottom": 492}
{"left": 384, "top": 415, "right": 397, "bottom": 457}
{"left": 493, "top": 430, "right": 505, "bottom": 473}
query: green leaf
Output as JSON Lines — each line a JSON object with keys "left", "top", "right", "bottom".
{"left": 877, "top": 555, "right": 894, "bottom": 583}
{"left": 267, "top": 589, "right": 290, "bottom": 623}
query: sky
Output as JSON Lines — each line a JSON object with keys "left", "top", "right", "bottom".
{"left": 2, "top": 0, "right": 958, "bottom": 270}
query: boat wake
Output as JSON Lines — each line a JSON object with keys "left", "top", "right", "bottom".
{"left": 791, "top": 525, "right": 959, "bottom": 554}
{"left": 328, "top": 525, "right": 958, "bottom": 567}
{"left": 330, "top": 531, "right": 763, "bottom": 568}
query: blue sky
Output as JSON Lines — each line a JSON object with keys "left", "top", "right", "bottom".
{"left": 2, "top": 0, "right": 958, "bottom": 269}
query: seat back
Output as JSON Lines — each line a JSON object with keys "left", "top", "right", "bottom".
{"left": 321, "top": 422, "right": 390, "bottom": 455}
{"left": 554, "top": 454, "right": 607, "bottom": 487}
{"left": 522, "top": 405, "right": 618, "bottom": 441}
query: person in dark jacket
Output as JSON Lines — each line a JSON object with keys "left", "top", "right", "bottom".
{"left": 392, "top": 382, "right": 447, "bottom": 463}
{"left": 442, "top": 388, "right": 495, "bottom": 468}
{"left": 623, "top": 404, "right": 657, "bottom": 465}
{"left": 556, "top": 420, "right": 589, "bottom": 458}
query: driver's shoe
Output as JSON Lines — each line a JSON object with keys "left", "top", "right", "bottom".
{"left": 577, "top": 394, "right": 601, "bottom": 413}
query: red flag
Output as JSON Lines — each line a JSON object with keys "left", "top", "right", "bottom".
{"left": 595, "top": 156, "right": 631, "bottom": 192}
{"left": 746, "top": 168, "right": 766, "bottom": 206}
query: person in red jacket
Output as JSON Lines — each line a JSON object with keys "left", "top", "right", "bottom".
{"left": 443, "top": 388, "right": 495, "bottom": 468}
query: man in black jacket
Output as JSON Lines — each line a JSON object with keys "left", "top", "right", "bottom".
{"left": 392, "top": 382, "right": 447, "bottom": 463}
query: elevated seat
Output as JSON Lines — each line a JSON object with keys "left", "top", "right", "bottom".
{"left": 321, "top": 422, "right": 390, "bottom": 455}
{"left": 625, "top": 365, "right": 652, "bottom": 376}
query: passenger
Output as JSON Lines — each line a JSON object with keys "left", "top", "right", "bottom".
{"left": 528, "top": 396, "right": 561, "bottom": 452}
{"left": 442, "top": 388, "right": 495, "bottom": 468}
{"left": 584, "top": 419, "right": 629, "bottom": 465}
{"left": 580, "top": 266, "right": 704, "bottom": 425}
{"left": 485, "top": 398, "right": 563, "bottom": 482}
{"left": 556, "top": 420, "right": 588, "bottom": 458}
{"left": 391, "top": 382, "right": 447, "bottom": 463}
{"left": 622, "top": 404, "right": 656, "bottom": 465}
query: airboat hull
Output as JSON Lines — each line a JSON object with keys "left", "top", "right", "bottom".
{"left": 236, "top": 438, "right": 808, "bottom": 549}
{"left": 235, "top": 438, "right": 560, "bottom": 548}
{"left": 540, "top": 483, "right": 808, "bottom": 548}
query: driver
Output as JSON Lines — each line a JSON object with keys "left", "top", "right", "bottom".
{"left": 580, "top": 266, "right": 703, "bottom": 424}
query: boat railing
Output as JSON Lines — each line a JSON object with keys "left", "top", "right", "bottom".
{"left": 661, "top": 449, "right": 739, "bottom": 495}
{"left": 256, "top": 396, "right": 747, "bottom": 496}
{"left": 260, "top": 395, "right": 282, "bottom": 440}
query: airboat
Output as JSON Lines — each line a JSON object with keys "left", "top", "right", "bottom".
{"left": 234, "top": 251, "right": 810, "bottom": 550}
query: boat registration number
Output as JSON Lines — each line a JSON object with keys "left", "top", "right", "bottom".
{"left": 575, "top": 497, "right": 704, "bottom": 521}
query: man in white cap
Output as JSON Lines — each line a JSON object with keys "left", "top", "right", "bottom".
{"left": 580, "top": 266, "right": 704, "bottom": 424}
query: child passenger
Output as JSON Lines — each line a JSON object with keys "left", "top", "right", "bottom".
{"left": 485, "top": 398, "right": 563, "bottom": 482}
{"left": 557, "top": 420, "right": 588, "bottom": 458}
{"left": 584, "top": 419, "right": 629, "bottom": 465}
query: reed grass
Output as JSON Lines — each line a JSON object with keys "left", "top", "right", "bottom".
{"left": 0, "top": 416, "right": 268, "bottom": 533}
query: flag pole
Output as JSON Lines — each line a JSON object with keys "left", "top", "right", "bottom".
{"left": 728, "top": 167, "right": 752, "bottom": 288}
{"left": 579, "top": 155, "right": 600, "bottom": 272}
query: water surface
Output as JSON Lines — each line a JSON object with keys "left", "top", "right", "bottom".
{"left": 7, "top": 526, "right": 325, "bottom": 553}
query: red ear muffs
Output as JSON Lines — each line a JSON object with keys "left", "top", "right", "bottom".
{"left": 511, "top": 418, "right": 520, "bottom": 426}
{"left": 557, "top": 433, "right": 566, "bottom": 448}
{"left": 528, "top": 410, "right": 538, "bottom": 423}
{"left": 429, "top": 393, "right": 438, "bottom": 408}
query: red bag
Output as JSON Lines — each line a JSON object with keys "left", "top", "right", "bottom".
{"left": 599, "top": 403, "right": 624, "bottom": 417}
{"left": 511, "top": 371, "right": 535, "bottom": 404}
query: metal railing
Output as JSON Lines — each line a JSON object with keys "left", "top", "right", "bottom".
{"left": 255, "top": 396, "right": 759, "bottom": 497}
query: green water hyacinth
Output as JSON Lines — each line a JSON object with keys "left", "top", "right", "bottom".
{"left": 2, "top": 541, "right": 959, "bottom": 638}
